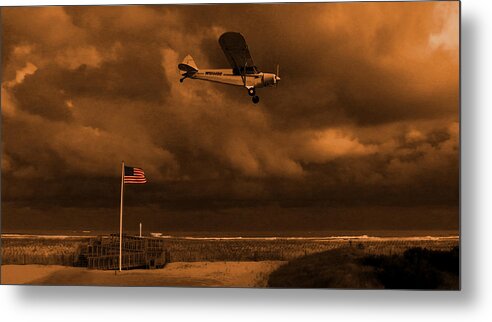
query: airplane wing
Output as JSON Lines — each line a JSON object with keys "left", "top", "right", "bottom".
{"left": 219, "top": 32, "right": 258, "bottom": 75}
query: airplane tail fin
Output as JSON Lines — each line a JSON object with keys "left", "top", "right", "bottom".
{"left": 178, "top": 55, "right": 198, "bottom": 73}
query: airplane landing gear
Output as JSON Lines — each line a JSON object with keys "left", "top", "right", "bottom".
{"left": 248, "top": 88, "right": 259, "bottom": 103}
{"left": 180, "top": 77, "right": 186, "bottom": 83}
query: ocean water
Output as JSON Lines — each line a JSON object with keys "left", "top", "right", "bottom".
{"left": 1, "top": 228, "right": 459, "bottom": 239}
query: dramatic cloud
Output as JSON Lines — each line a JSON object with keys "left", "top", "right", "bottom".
{"left": 1, "top": 3, "right": 459, "bottom": 232}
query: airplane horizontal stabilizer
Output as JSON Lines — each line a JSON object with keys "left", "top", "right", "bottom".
{"left": 178, "top": 55, "right": 198, "bottom": 73}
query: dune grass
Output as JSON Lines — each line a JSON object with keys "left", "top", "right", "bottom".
{"left": 1, "top": 237, "right": 88, "bottom": 266}
{"left": 361, "top": 246, "right": 459, "bottom": 289}
{"left": 267, "top": 246, "right": 459, "bottom": 289}
{"left": 268, "top": 247, "right": 382, "bottom": 288}
{"left": 2, "top": 235, "right": 458, "bottom": 266}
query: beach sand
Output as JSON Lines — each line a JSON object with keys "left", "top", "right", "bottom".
{"left": 1, "top": 261, "right": 285, "bottom": 287}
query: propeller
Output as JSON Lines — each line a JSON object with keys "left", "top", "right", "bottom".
{"left": 275, "top": 64, "right": 281, "bottom": 87}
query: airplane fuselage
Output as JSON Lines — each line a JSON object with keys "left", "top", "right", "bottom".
{"left": 188, "top": 69, "right": 278, "bottom": 89}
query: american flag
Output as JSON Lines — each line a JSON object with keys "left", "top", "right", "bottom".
{"left": 124, "top": 166, "right": 147, "bottom": 184}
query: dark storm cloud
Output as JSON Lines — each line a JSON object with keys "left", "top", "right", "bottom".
{"left": 11, "top": 69, "right": 73, "bottom": 121}
{"left": 62, "top": 55, "right": 167, "bottom": 102}
{"left": 174, "top": 2, "right": 458, "bottom": 127}
{"left": 1, "top": 3, "right": 459, "bottom": 231}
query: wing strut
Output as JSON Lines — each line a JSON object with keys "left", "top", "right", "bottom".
{"left": 241, "top": 61, "right": 248, "bottom": 87}
{"left": 230, "top": 55, "right": 247, "bottom": 87}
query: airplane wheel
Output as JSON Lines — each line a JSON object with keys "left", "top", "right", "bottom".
{"left": 248, "top": 88, "right": 256, "bottom": 96}
{"left": 180, "top": 79, "right": 184, "bottom": 83}
{"left": 252, "top": 96, "right": 260, "bottom": 104}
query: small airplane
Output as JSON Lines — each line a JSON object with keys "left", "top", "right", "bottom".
{"left": 178, "top": 32, "right": 280, "bottom": 104}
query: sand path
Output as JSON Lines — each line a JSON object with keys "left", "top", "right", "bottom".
{"left": 1, "top": 261, "right": 285, "bottom": 287}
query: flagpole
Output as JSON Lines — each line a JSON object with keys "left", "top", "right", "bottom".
{"left": 119, "top": 160, "right": 124, "bottom": 272}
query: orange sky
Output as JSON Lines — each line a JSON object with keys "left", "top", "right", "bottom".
{"left": 1, "top": 2, "right": 459, "bottom": 233}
